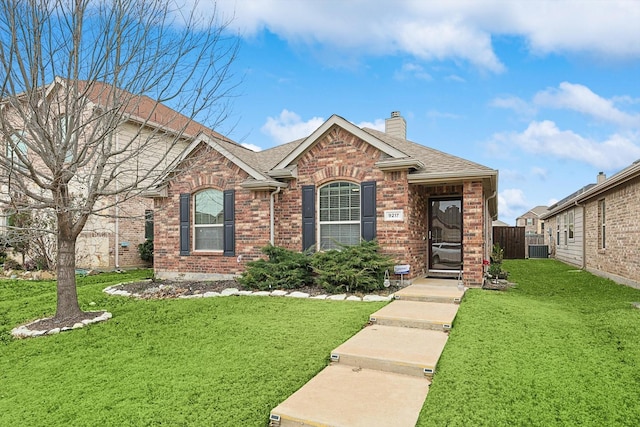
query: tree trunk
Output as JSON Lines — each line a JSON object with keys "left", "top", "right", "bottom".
{"left": 55, "top": 235, "right": 83, "bottom": 320}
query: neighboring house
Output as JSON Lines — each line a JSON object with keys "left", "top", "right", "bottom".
{"left": 1, "top": 78, "right": 223, "bottom": 270}
{"left": 492, "top": 220, "right": 510, "bottom": 227}
{"left": 149, "top": 112, "right": 499, "bottom": 287}
{"left": 542, "top": 167, "right": 640, "bottom": 288}
{"left": 516, "top": 205, "right": 548, "bottom": 236}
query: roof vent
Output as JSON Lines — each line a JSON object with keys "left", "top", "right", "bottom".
{"left": 385, "top": 111, "right": 406, "bottom": 140}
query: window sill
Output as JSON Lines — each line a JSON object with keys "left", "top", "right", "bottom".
{"left": 192, "top": 250, "right": 224, "bottom": 256}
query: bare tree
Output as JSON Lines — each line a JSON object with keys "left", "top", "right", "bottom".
{"left": 0, "top": 0, "right": 239, "bottom": 323}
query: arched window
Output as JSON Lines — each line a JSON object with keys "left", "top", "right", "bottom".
{"left": 194, "top": 189, "right": 224, "bottom": 250}
{"left": 318, "top": 181, "right": 360, "bottom": 250}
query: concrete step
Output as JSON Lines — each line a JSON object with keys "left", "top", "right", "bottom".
{"left": 369, "top": 300, "right": 459, "bottom": 331}
{"left": 330, "top": 324, "right": 449, "bottom": 378}
{"left": 395, "top": 283, "right": 465, "bottom": 304}
{"left": 269, "top": 364, "right": 430, "bottom": 427}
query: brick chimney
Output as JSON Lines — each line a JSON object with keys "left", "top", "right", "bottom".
{"left": 385, "top": 111, "right": 406, "bottom": 140}
{"left": 597, "top": 171, "right": 606, "bottom": 184}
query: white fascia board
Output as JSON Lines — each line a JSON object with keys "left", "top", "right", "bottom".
{"left": 197, "top": 133, "right": 266, "bottom": 181}
{"left": 272, "top": 114, "right": 408, "bottom": 170}
{"left": 407, "top": 170, "right": 497, "bottom": 185}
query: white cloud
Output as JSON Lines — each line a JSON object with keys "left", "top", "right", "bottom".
{"left": 240, "top": 143, "right": 262, "bottom": 152}
{"left": 203, "top": 1, "right": 640, "bottom": 73}
{"left": 356, "top": 119, "right": 385, "bottom": 131}
{"left": 490, "top": 95, "right": 536, "bottom": 118}
{"left": 498, "top": 188, "right": 529, "bottom": 223}
{"left": 394, "top": 63, "right": 432, "bottom": 81}
{"left": 531, "top": 167, "right": 547, "bottom": 180}
{"left": 491, "top": 120, "right": 640, "bottom": 170}
{"left": 534, "top": 82, "right": 640, "bottom": 127}
{"left": 260, "top": 110, "right": 325, "bottom": 144}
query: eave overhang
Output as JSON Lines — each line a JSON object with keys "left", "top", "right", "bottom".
{"left": 375, "top": 158, "right": 425, "bottom": 172}
{"left": 240, "top": 179, "right": 288, "bottom": 191}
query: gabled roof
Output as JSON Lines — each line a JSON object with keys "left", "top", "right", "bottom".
{"left": 272, "top": 115, "right": 409, "bottom": 171}
{"left": 54, "top": 77, "right": 231, "bottom": 141}
{"left": 517, "top": 205, "right": 548, "bottom": 219}
{"left": 152, "top": 112, "right": 499, "bottom": 216}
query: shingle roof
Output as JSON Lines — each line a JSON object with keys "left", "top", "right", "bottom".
{"left": 362, "top": 128, "right": 495, "bottom": 176}
{"left": 543, "top": 160, "right": 640, "bottom": 220}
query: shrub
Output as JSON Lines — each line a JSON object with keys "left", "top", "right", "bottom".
{"left": 311, "top": 240, "right": 394, "bottom": 293}
{"left": 238, "top": 245, "right": 314, "bottom": 290}
{"left": 138, "top": 239, "right": 154, "bottom": 263}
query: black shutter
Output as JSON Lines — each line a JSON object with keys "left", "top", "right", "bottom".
{"left": 223, "top": 190, "right": 235, "bottom": 256}
{"left": 179, "top": 193, "right": 190, "bottom": 256}
{"left": 301, "top": 185, "right": 316, "bottom": 251}
{"left": 361, "top": 181, "right": 376, "bottom": 241}
{"left": 144, "top": 210, "right": 154, "bottom": 240}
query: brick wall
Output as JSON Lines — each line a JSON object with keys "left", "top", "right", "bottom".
{"left": 154, "top": 145, "right": 271, "bottom": 279}
{"left": 583, "top": 175, "right": 640, "bottom": 287}
{"left": 153, "top": 131, "right": 489, "bottom": 286}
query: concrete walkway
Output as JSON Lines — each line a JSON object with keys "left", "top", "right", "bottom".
{"left": 269, "top": 277, "right": 465, "bottom": 427}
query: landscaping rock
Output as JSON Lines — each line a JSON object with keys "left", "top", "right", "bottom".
{"left": 287, "top": 291, "right": 310, "bottom": 298}
{"left": 346, "top": 296, "right": 362, "bottom": 301}
{"left": 311, "top": 295, "right": 328, "bottom": 300}
{"left": 271, "top": 290, "right": 288, "bottom": 297}
{"left": 363, "top": 295, "right": 391, "bottom": 302}
{"left": 250, "top": 291, "right": 271, "bottom": 297}
{"left": 328, "top": 294, "right": 347, "bottom": 301}
{"left": 203, "top": 292, "right": 221, "bottom": 298}
{"left": 238, "top": 290, "right": 254, "bottom": 296}
{"left": 221, "top": 288, "right": 240, "bottom": 296}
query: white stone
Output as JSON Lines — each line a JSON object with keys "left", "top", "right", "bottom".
{"left": 270, "top": 290, "right": 288, "bottom": 297}
{"left": 286, "top": 291, "right": 310, "bottom": 298}
{"left": 203, "top": 292, "right": 221, "bottom": 298}
{"left": 250, "top": 291, "right": 271, "bottom": 297}
{"left": 327, "top": 294, "right": 347, "bottom": 301}
{"left": 311, "top": 295, "right": 327, "bottom": 300}
{"left": 346, "top": 296, "right": 362, "bottom": 301}
{"left": 47, "top": 328, "right": 61, "bottom": 335}
{"left": 72, "top": 322, "right": 84, "bottom": 329}
{"left": 82, "top": 318, "right": 94, "bottom": 325}
{"left": 238, "top": 290, "right": 254, "bottom": 296}
{"left": 221, "top": 288, "right": 240, "bottom": 296}
{"left": 179, "top": 294, "right": 203, "bottom": 299}
{"left": 363, "top": 295, "right": 391, "bottom": 302}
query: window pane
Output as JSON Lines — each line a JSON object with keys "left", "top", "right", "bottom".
{"left": 195, "top": 190, "right": 223, "bottom": 225}
{"left": 320, "top": 224, "right": 360, "bottom": 249}
{"left": 195, "top": 226, "right": 223, "bottom": 250}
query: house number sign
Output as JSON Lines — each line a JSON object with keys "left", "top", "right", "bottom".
{"left": 384, "top": 209, "right": 404, "bottom": 221}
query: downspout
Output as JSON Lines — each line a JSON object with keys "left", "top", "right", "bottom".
{"left": 114, "top": 131, "right": 120, "bottom": 269}
{"left": 575, "top": 200, "right": 586, "bottom": 270}
{"left": 270, "top": 186, "right": 282, "bottom": 245}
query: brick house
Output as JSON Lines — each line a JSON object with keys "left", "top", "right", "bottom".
{"left": 150, "top": 112, "right": 498, "bottom": 287}
{"left": 1, "top": 78, "right": 223, "bottom": 270}
{"left": 515, "top": 205, "right": 548, "bottom": 236}
{"left": 542, "top": 166, "right": 640, "bottom": 288}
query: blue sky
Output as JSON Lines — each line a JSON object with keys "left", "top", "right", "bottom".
{"left": 192, "top": 0, "right": 640, "bottom": 225}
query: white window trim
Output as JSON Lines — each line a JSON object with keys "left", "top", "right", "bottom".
{"left": 193, "top": 189, "right": 224, "bottom": 252}
{"left": 317, "top": 181, "right": 361, "bottom": 250}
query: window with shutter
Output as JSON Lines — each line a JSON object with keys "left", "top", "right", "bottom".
{"left": 319, "top": 181, "right": 361, "bottom": 250}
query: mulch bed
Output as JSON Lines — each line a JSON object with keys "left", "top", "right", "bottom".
{"left": 22, "top": 311, "right": 108, "bottom": 332}
{"left": 115, "top": 279, "right": 398, "bottom": 299}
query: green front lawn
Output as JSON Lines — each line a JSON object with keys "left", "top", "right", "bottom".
{"left": 0, "top": 271, "right": 385, "bottom": 426}
{"left": 419, "top": 259, "right": 640, "bottom": 426}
